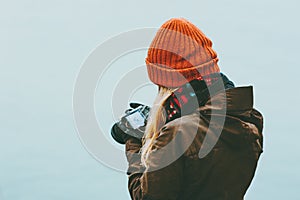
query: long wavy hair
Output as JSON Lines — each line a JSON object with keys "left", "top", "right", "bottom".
{"left": 141, "top": 86, "right": 177, "bottom": 167}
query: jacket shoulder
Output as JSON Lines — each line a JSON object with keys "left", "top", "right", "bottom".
{"left": 153, "top": 112, "right": 206, "bottom": 158}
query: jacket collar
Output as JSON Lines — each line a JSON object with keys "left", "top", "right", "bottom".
{"left": 199, "top": 86, "right": 254, "bottom": 113}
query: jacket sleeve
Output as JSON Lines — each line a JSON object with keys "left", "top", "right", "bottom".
{"left": 125, "top": 127, "right": 185, "bottom": 200}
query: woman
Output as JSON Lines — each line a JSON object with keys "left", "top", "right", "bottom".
{"left": 121, "top": 18, "right": 263, "bottom": 200}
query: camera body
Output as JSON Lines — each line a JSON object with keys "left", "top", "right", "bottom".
{"left": 111, "top": 103, "right": 150, "bottom": 144}
{"left": 123, "top": 104, "right": 150, "bottom": 129}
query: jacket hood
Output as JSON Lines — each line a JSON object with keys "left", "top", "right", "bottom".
{"left": 160, "top": 86, "right": 263, "bottom": 160}
{"left": 197, "top": 86, "right": 263, "bottom": 153}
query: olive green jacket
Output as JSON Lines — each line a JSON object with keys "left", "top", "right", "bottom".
{"left": 125, "top": 86, "right": 263, "bottom": 200}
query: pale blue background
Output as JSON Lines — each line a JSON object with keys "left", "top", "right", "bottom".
{"left": 1, "top": 0, "right": 299, "bottom": 199}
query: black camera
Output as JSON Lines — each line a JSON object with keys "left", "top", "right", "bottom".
{"left": 111, "top": 103, "right": 150, "bottom": 144}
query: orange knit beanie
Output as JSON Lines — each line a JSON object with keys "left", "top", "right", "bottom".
{"left": 146, "top": 18, "right": 220, "bottom": 88}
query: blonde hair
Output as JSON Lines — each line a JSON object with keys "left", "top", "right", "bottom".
{"left": 141, "top": 86, "right": 177, "bottom": 167}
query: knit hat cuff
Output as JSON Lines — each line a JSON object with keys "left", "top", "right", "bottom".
{"left": 146, "top": 57, "right": 220, "bottom": 88}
